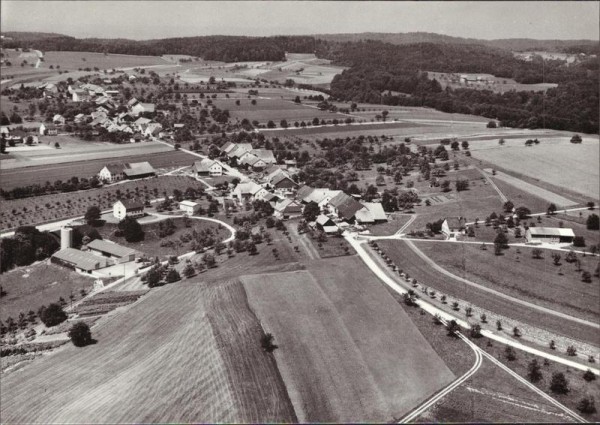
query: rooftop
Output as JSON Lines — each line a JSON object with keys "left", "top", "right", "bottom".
{"left": 52, "top": 248, "right": 104, "bottom": 270}
{"left": 87, "top": 239, "right": 137, "bottom": 258}
{"left": 528, "top": 227, "right": 575, "bottom": 237}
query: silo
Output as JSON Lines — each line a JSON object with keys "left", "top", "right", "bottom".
{"left": 60, "top": 227, "right": 73, "bottom": 250}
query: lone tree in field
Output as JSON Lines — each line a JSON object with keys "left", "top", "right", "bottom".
{"left": 583, "top": 369, "right": 597, "bottom": 382}
{"left": 527, "top": 359, "right": 543, "bottom": 383}
{"left": 68, "top": 322, "right": 93, "bottom": 347}
{"left": 587, "top": 214, "right": 599, "bottom": 230}
{"left": 570, "top": 134, "right": 582, "bottom": 143}
{"left": 38, "top": 303, "right": 67, "bottom": 327}
{"left": 261, "top": 333, "right": 278, "bottom": 353}
{"left": 578, "top": 396, "right": 597, "bottom": 414}
{"left": 84, "top": 205, "right": 101, "bottom": 225}
{"left": 505, "top": 346, "right": 517, "bottom": 361}
{"left": 494, "top": 231, "right": 508, "bottom": 255}
{"left": 118, "top": 216, "right": 144, "bottom": 242}
{"left": 550, "top": 372, "right": 570, "bottom": 394}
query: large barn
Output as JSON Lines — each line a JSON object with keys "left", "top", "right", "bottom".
{"left": 525, "top": 227, "right": 575, "bottom": 244}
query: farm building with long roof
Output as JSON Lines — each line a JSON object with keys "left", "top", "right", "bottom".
{"left": 525, "top": 227, "right": 575, "bottom": 244}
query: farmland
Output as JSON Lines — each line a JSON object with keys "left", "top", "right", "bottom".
{"left": 375, "top": 239, "right": 599, "bottom": 346}
{"left": 0, "top": 175, "right": 207, "bottom": 230}
{"left": 0, "top": 278, "right": 297, "bottom": 423}
{"left": 0, "top": 262, "right": 95, "bottom": 322}
{"left": 470, "top": 137, "right": 600, "bottom": 199}
{"left": 242, "top": 257, "right": 455, "bottom": 422}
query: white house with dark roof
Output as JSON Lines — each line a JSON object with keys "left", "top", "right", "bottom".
{"left": 113, "top": 199, "right": 145, "bottom": 220}
{"left": 98, "top": 164, "right": 125, "bottom": 182}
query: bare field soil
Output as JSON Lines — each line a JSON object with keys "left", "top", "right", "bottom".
{"left": 0, "top": 278, "right": 296, "bottom": 423}
{"left": 0, "top": 262, "right": 95, "bottom": 322}
{"left": 415, "top": 242, "right": 600, "bottom": 322}
{"left": 242, "top": 257, "right": 455, "bottom": 422}
{"left": 471, "top": 139, "right": 600, "bottom": 199}
{"left": 376, "top": 240, "right": 599, "bottom": 345}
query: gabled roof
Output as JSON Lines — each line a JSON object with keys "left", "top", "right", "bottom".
{"left": 52, "top": 248, "right": 103, "bottom": 270}
{"left": 305, "top": 189, "right": 341, "bottom": 205}
{"left": 116, "top": 198, "right": 144, "bottom": 210}
{"left": 296, "top": 185, "right": 314, "bottom": 201}
{"left": 240, "top": 154, "right": 265, "bottom": 166}
{"left": 271, "top": 172, "right": 296, "bottom": 187}
{"left": 193, "top": 158, "right": 219, "bottom": 173}
{"left": 444, "top": 217, "right": 466, "bottom": 230}
{"left": 361, "top": 202, "right": 387, "bottom": 221}
{"left": 329, "top": 192, "right": 364, "bottom": 220}
{"left": 316, "top": 215, "right": 335, "bottom": 226}
{"left": 528, "top": 227, "right": 575, "bottom": 237}
{"left": 221, "top": 141, "right": 236, "bottom": 153}
{"left": 102, "top": 163, "right": 124, "bottom": 174}
{"left": 235, "top": 182, "right": 261, "bottom": 195}
{"left": 123, "top": 162, "right": 155, "bottom": 177}
{"left": 87, "top": 239, "right": 137, "bottom": 258}
{"left": 274, "top": 198, "right": 302, "bottom": 212}
{"left": 250, "top": 149, "right": 276, "bottom": 163}
{"left": 180, "top": 200, "right": 200, "bottom": 207}
{"left": 127, "top": 98, "right": 139, "bottom": 107}
{"left": 227, "top": 143, "right": 253, "bottom": 158}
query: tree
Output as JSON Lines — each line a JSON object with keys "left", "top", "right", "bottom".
{"left": 455, "top": 179, "right": 469, "bottom": 191}
{"left": 145, "top": 267, "right": 161, "bottom": 287}
{"left": 303, "top": 201, "right": 320, "bottom": 222}
{"left": 505, "top": 346, "right": 517, "bottom": 361}
{"left": 183, "top": 263, "right": 196, "bottom": 278}
{"left": 118, "top": 216, "right": 144, "bottom": 242}
{"left": 547, "top": 203, "right": 557, "bottom": 215}
{"left": 578, "top": 396, "right": 597, "bottom": 415}
{"left": 573, "top": 236, "right": 586, "bottom": 247}
{"left": 470, "top": 324, "right": 482, "bottom": 338}
{"left": 570, "top": 134, "right": 582, "bottom": 143}
{"left": 247, "top": 241, "right": 258, "bottom": 255}
{"left": 446, "top": 320, "right": 460, "bottom": 337}
{"left": 38, "top": 303, "right": 67, "bottom": 327}
{"left": 582, "top": 271, "right": 592, "bottom": 283}
{"left": 583, "top": 369, "right": 597, "bottom": 382}
{"left": 68, "top": 322, "right": 93, "bottom": 347}
{"left": 514, "top": 206, "right": 531, "bottom": 219}
{"left": 550, "top": 372, "right": 570, "bottom": 394}
{"left": 487, "top": 121, "right": 497, "bottom": 128}
{"left": 84, "top": 205, "right": 101, "bottom": 224}
{"left": 587, "top": 214, "right": 599, "bottom": 230}
{"left": 503, "top": 201, "right": 514, "bottom": 213}
{"left": 567, "top": 345, "right": 577, "bottom": 356}
{"left": 261, "top": 332, "right": 278, "bottom": 353}
{"left": 527, "top": 359, "right": 543, "bottom": 382}
{"left": 494, "top": 231, "right": 508, "bottom": 255}
{"left": 532, "top": 248, "right": 543, "bottom": 259}
{"left": 450, "top": 140, "right": 460, "bottom": 151}
{"left": 165, "top": 268, "right": 181, "bottom": 283}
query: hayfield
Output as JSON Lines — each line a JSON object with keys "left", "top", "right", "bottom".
{"left": 376, "top": 239, "right": 599, "bottom": 345}
{"left": 41, "top": 51, "right": 168, "bottom": 71}
{"left": 0, "top": 278, "right": 297, "bottom": 423}
{"left": 471, "top": 138, "right": 600, "bottom": 199}
{"left": 0, "top": 262, "right": 95, "bottom": 322}
{"left": 242, "top": 257, "right": 455, "bottom": 422}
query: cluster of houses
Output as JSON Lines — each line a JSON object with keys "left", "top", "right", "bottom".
{"left": 221, "top": 142, "right": 277, "bottom": 171}
{"left": 0, "top": 126, "right": 40, "bottom": 145}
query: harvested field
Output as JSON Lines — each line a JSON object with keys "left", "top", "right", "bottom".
{"left": 0, "top": 279, "right": 296, "bottom": 423}
{"left": 491, "top": 171, "right": 577, "bottom": 208}
{"left": 376, "top": 239, "right": 599, "bottom": 345}
{"left": 242, "top": 258, "right": 455, "bottom": 422}
{"left": 471, "top": 138, "right": 600, "bottom": 199}
{"left": 0, "top": 262, "right": 95, "bottom": 322}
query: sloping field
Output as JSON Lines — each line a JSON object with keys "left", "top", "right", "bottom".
{"left": 0, "top": 279, "right": 296, "bottom": 423}
{"left": 42, "top": 51, "right": 168, "bottom": 70}
{"left": 491, "top": 171, "right": 577, "bottom": 207}
{"left": 242, "top": 258, "right": 455, "bottom": 422}
{"left": 471, "top": 138, "right": 599, "bottom": 199}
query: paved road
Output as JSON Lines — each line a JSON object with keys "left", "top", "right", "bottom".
{"left": 345, "top": 233, "right": 600, "bottom": 375}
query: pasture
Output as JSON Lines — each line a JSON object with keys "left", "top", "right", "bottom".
{"left": 470, "top": 137, "right": 600, "bottom": 199}
{"left": 376, "top": 239, "right": 599, "bottom": 345}
{"left": 0, "top": 149, "right": 195, "bottom": 190}
{"left": 0, "top": 262, "right": 95, "bottom": 322}
{"left": 0, "top": 278, "right": 297, "bottom": 423}
{"left": 242, "top": 257, "right": 455, "bottom": 422}
{"left": 41, "top": 51, "right": 168, "bottom": 71}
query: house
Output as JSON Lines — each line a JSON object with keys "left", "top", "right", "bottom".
{"left": 122, "top": 162, "right": 156, "bottom": 179}
{"left": 227, "top": 143, "right": 253, "bottom": 159}
{"left": 143, "top": 122, "right": 162, "bottom": 137}
{"left": 134, "top": 117, "right": 152, "bottom": 131}
{"left": 179, "top": 200, "right": 201, "bottom": 215}
{"left": 104, "top": 90, "right": 120, "bottom": 98}
{"left": 87, "top": 239, "right": 137, "bottom": 263}
{"left": 129, "top": 134, "right": 143, "bottom": 143}
{"left": 273, "top": 199, "right": 303, "bottom": 219}
{"left": 315, "top": 215, "right": 339, "bottom": 234}
{"left": 98, "top": 164, "right": 125, "bottom": 182}
{"left": 39, "top": 123, "right": 58, "bottom": 136}
{"left": 525, "top": 227, "right": 575, "bottom": 244}
{"left": 193, "top": 159, "right": 223, "bottom": 176}
{"left": 113, "top": 199, "right": 145, "bottom": 220}
{"left": 52, "top": 114, "right": 66, "bottom": 125}
{"left": 284, "top": 159, "right": 297, "bottom": 169}
{"left": 441, "top": 217, "right": 466, "bottom": 238}
{"left": 233, "top": 182, "right": 267, "bottom": 202}
{"left": 131, "top": 102, "right": 156, "bottom": 116}
{"left": 249, "top": 149, "right": 276, "bottom": 164}
{"left": 296, "top": 185, "right": 315, "bottom": 203}
{"left": 221, "top": 141, "right": 237, "bottom": 154}
{"left": 74, "top": 113, "right": 86, "bottom": 124}
{"left": 72, "top": 89, "right": 91, "bottom": 102}
{"left": 269, "top": 172, "right": 296, "bottom": 191}
{"left": 51, "top": 248, "right": 108, "bottom": 273}
{"left": 328, "top": 192, "right": 365, "bottom": 222}
{"left": 305, "top": 188, "right": 343, "bottom": 208}
{"left": 127, "top": 98, "right": 140, "bottom": 108}
{"left": 355, "top": 202, "right": 388, "bottom": 224}
{"left": 240, "top": 154, "right": 267, "bottom": 171}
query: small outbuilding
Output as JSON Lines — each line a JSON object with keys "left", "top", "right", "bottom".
{"left": 179, "top": 200, "right": 201, "bottom": 215}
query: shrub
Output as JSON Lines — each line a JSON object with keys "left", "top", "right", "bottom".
{"left": 68, "top": 322, "right": 93, "bottom": 347}
{"left": 527, "top": 359, "right": 543, "bottom": 383}
{"left": 578, "top": 396, "right": 597, "bottom": 414}
{"left": 573, "top": 236, "right": 586, "bottom": 247}
{"left": 446, "top": 320, "right": 460, "bottom": 337}
{"left": 583, "top": 369, "right": 597, "bottom": 382}
{"left": 470, "top": 324, "right": 482, "bottom": 338}
{"left": 549, "top": 340, "right": 556, "bottom": 350}
{"left": 38, "top": 303, "right": 67, "bottom": 327}
{"left": 550, "top": 372, "right": 569, "bottom": 394}
{"left": 566, "top": 345, "right": 577, "bottom": 356}
{"left": 505, "top": 346, "right": 516, "bottom": 361}
{"left": 261, "top": 333, "right": 278, "bottom": 353}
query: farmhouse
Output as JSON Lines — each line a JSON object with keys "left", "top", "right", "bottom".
{"left": 52, "top": 114, "right": 66, "bottom": 125}
{"left": 526, "top": 227, "right": 575, "bottom": 244}
{"left": 143, "top": 122, "right": 163, "bottom": 137}
{"left": 193, "top": 159, "right": 223, "bottom": 176}
{"left": 239, "top": 154, "right": 268, "bottom": 171}
{"left": 273, "top": 199, "right": 303, "bottom": 219}
{"left": 179, "top": 200, "right": 201, "bottom": 215}
{"left": 72, "top": 89, "right": 91, "bottom": 102}
{"left": 113, "top": 199, "right": 145, "bottom": 220}
{"left": 98, "top": 164, "right": 125, "bottom": 182}
{"left": 355, "top": 202, "right": 387, "bottom": 224}
{"left": 122, "top": 162, "right": 156, "bottom": 179}
{"left": 233, "top": 182, "right": 267, "bottom": 202}
{"left": 39, "top": 123, "right": 58, "bottom": 136}
{"left": 442, "top": 217, "right": 466, "bottom": 238}
{"left": 269, "top": 172, "right": 297, "bottom": 191}
{"left": 87, "top": 239, "right": 137, "bottom": 263}
{"left": 51, "top": 248, "right": 108, "bottom": 273}
{"left": 227, "top": 143, "right": 253, "bottom": 159}
{"left": 327, "top": 192, "right": 365, "bottom": 222}
{"left": 315, "top": 215, "right": 339, "bottom": 234}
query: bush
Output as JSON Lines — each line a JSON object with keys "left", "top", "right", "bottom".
{"left": 446, "top": 320, "right": 460, "bottom": 337}
{"left": 505, "top": 346, "right": 516, "bottom": 361}
{"left": 527, "top": 359, "right": 543, "bottom": 383}
{"left": 583, "top": 369, "right": 597, "bottom": 382}
{"left": 550, "top": 372, "right": 569, "bottom": 394}
{"left": 573, "top": 236, "right": 586, "bottom": 247}
{"left": 38, "top": 303, "right": 67, "bottom": 327}
{"left": 470, "top": 324, "right": 482, "bottom": 338}
{"left": 587, "top": 214, "right": 599, "bottom": 230}
{"left": 261, "top": 332, "right": 278, "bottom": 353}
{"left": 68, "top": 322, "right": 93, "bottom": 347}
{"left": 566, "top": 345, "right": 577, "bottom": 356}
{"left": 578, "top": 396, "right": 596, "bottom": 414}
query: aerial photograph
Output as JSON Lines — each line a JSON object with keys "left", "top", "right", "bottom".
{"left": 0, "top": 1, "right": 598, "bottom": 423}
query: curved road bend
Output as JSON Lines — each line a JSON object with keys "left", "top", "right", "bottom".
{"left": 345, "top": 234, "right": 600, "bottom": 375}
{"left": 403, "top": 239, "right": 599, "bottom": 330}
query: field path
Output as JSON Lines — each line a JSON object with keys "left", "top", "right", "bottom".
{"left": 475, "top": 167, "right": 508, "bottom": 203}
